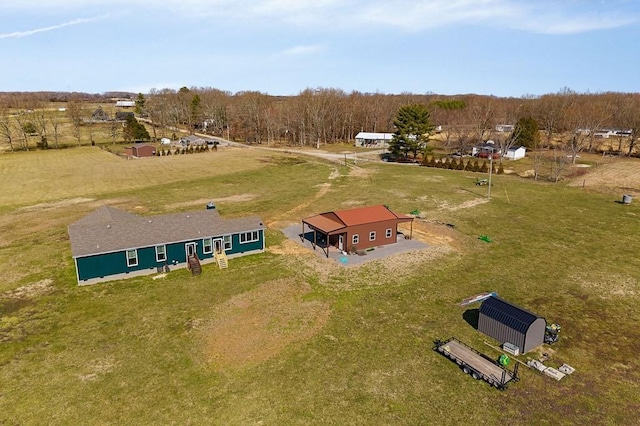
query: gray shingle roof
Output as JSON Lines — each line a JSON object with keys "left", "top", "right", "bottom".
{"left": 69, "top": 206, "right": 264, "bottom": 258}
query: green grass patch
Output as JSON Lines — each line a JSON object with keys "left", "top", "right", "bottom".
{"left": 0, "top": 147, "right": 639, "bottom": 424}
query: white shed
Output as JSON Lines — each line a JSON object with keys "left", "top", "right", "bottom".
{"left": 505, "top": 146, "right": 526, "bottom": 160}
{"left": 160, "top": 137, "right": 171, "bottom": 145}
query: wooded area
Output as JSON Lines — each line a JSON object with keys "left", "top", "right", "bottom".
{"left": 1, "top": 88, "right": 639, "bottom": 156}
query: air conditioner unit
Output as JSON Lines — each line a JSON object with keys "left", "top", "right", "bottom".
{"left": 502, "top": 342, "right": 520, "bottom": 356}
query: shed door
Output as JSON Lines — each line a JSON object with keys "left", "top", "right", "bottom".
{"left": 185, "top": 242, "right": 197, "bottom": 258}
{"left": 338, "top": 235, "right": 344, "bottom": 251}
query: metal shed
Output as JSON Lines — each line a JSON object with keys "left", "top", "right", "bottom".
{"left": 478, "top": 296, "right": 546, "bottom": 354}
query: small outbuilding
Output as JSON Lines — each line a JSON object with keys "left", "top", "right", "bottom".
{"left": 504, "top": 146, "right": 526, "bottom": 160}
{"left": 478, "top": 296, "right": 546, "bottom": 354}
{"left": 301, "top": 205, "right": 414, "bottom": 257}
{"left": 124, "top": 143, "right": 156, "bottom": 158}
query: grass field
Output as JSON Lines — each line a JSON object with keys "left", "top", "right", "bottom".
{"left": 0, "top": 146, "right": 639, "bottom": 425}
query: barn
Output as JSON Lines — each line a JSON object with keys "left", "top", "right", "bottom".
{"left": 68, "top": 205, "right": 265, "bottom": 285}
{"left": 477, "top": 296, "right": 546, "bottom": 354}
{"left": 123, "top": 143, "right": 156, "bottom": 158}
{"left": 301, "top": 205, "right": 413, "bottom": 257}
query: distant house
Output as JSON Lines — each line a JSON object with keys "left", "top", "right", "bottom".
{"left": 301, "top": 205, "right": 414, "bottom": 257}
{"left": 91, "top": 107, "right": 110, "bottom": 122}
{"left": 354, "top": 132, "right": 394, "bottom": 148}
{"left": 504, "top": 146, "right": 526, "bottom": 160}
{"left": 123, "top": 143, "right": 156, "bottom": 158}
{"left": 472, "top": 142, "right": 501, "bottom": 159}
{"left": 115, "top": 111, "right": 135, "bottom": 122}
{"left": 116, "top": 100, "right": 135, "bottom": 108}
{"left": 495, "top": 124, "right": 515, "bottom": 132}
{"left": 68, "top": 205, "right": 265, "bottom": 285}
{"left": 180, "top": 135, "right": 205, "bottom": 146}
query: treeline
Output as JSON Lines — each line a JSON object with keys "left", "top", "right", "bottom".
{"left": 2, "top": 87, "right": 640, "bottom": 156}
{"left": 140, "top": 87, "right": 640, "bottom": 156}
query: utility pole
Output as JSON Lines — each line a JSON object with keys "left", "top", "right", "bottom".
{"left": 487, "top": 148, "right": 494, "bottom": 198}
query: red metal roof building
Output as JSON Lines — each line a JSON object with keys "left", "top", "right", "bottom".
{"left": 301, "top": 205, "right": 413, "bottom": 257}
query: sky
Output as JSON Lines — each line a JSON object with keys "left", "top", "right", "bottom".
{"left": 1, "top": 0, "right": 639, "bottom": 97}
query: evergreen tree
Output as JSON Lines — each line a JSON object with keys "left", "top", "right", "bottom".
{"left": 389, "top": 104, "right": 435, "bottom": 159}
{"left": 123, "top": 116, "right": 150, "bottom": 142}
{"left": 134, "top": 93, "right": 146, "bottom": 116}
{"left": 511, "top": 116, "right": 540, "bottom": 148}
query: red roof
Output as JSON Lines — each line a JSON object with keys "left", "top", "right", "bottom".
{"left": 303, "top": 205, "right": 412, "bottom": 234}
{"left": 334, "top": 205, "right": 399, "bottom": 226}
{"left": 303, "top": 212, "right": 345, "bottom": 233}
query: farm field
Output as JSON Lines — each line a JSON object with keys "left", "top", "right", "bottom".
{"left": 0, "top": 146, "right": 639, "bottom": 425}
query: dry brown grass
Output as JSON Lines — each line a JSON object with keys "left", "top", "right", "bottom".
{"left": 200, "top": 278, "right": 331, "bottom": 370}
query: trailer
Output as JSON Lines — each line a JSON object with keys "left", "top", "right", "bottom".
{"left": 434, "top": 337, "right": 519, "bottom": 390}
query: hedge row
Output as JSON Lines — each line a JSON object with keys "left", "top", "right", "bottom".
{"left": 422, "top": 156, "right": 504, "bottom": 174}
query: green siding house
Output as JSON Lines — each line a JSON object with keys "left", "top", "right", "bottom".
{"left": 68, "top": 206, "right": 265, "bottom": 285}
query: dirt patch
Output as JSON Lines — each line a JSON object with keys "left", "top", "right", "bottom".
{"left": 267, "top": 238, "right": 311, "bottom": 256}
{"left": 1, "top": 279, "right": 54, "bottom": 300}
{"left": 20, "top": 197, "right": 95, "bottom": 211}
{"left": 440, "top": 198, "right": 489, "bottom": 211}
{"left": 77, "top": 356, "right": 118, "bottom": 382}
{"left": 202, "top": 279, "right": 331, "bottom": 370}
{"left": 166, "top": 194, "right": 258, "bottom": 210}
{"left": 348, "top": 166, "right": 376, "bottom": 178}
{"left": 328, "top": 168, "right": 341, "bottom": 180}
{"left": 570, "top": 271, "right": 638, "bottom": 299}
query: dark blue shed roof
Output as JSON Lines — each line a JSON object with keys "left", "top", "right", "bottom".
{"left": 479, "top": 296, "right": 541, "bottom": 334}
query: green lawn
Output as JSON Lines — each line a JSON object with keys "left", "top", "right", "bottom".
{"left": 0, "top": 147, "right": 639, "bottom": 425}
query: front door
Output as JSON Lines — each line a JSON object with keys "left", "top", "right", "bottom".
{"left": 213, "top": 239, "right": 223, "bottom": 254}
{"left": 185, "top": 242, "right": 197, "bottom": 259}
{"left": 338, "top": 234, "right": 344, "bottom": 251}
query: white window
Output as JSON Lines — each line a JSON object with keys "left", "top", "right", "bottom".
{"left": 369, "top": 231, "right": 376, "bottom": 241}
{"left": 223, "top": 235, "right": 232, "bottom": 250}
{"left": 352, "top": 234, "right": 359, "bottom": 245}
{"left": 155, "top": 245, "right": 166, "bottom": 262}
{"left": 126, "top": 249, "right": 138, "bottom": 267}
{"left": 240, "top": 231, "right": 260, "bottom": 244}
{"left": 203, "top": 238, "right": 213, "bottom": 254}
{"left": 386, "top": 228, "right": 392, "bottom": 238}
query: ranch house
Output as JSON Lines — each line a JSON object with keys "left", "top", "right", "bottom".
{"left": 354, "top": 132, "right": 394, "bottom": 148}
{"left": 301, "top": 205, "right": 414, "bottom": 257}
{"left": 68, "top": 205, "right": 265, "bottom": 285}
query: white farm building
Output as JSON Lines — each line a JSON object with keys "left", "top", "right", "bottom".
{"left": 354, "top": 132, "right": 393, "bottom": 148}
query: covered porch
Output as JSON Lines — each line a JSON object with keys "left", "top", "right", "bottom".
{"left": 301, "top": 214, "right": 346, "bottom": 258}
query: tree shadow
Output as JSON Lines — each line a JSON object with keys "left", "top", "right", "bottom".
{"left": 463, "top": 308, "right": 479, "bottom": 330}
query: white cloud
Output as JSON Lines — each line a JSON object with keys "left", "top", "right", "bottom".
{"left": 0, "top": 16, "right": 104, "bottom": 39}
{"left": 272, "top": 44, "right": 325, "bottom": 58}
{"left": 1, "top": 1, "right": 637, "bottom": 34}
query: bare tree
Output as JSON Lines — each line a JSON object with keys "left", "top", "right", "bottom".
{"left": 67, "top": 99, "right": 84, "bottom": 145}
{"left": 0, "top": 106, "right": 16, "bottom": 152}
